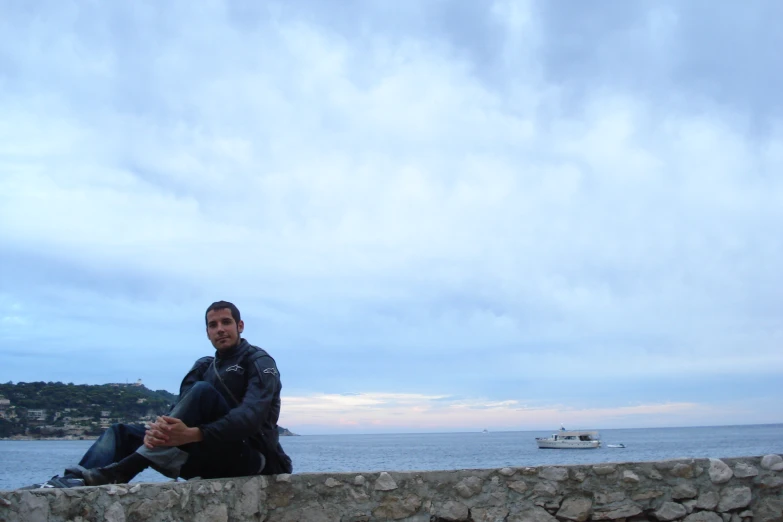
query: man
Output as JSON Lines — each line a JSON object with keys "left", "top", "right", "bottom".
{"left": 31, "top": 301, "right": 292, "bottom": 488}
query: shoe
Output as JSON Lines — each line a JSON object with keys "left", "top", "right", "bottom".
{"left": 82, "top": 463, "right": 132, "bottom": 486}
{"left": 64, "top": 465, "right": 88, "bottom": 479}
{"left": 82, "top": 452, "right": 152, "bottom": 486}
{"left": 20, "top": 475, "right": 86, "bottom": 489}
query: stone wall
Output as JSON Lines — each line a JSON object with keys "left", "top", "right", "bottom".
{"left": 1, "top": 454, "right": 781, "bottom": 522}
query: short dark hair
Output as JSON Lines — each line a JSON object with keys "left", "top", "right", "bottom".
{"left": 205, "top": 301, "right": 241, "bottom": 326}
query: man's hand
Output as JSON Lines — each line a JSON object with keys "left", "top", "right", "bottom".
{"left": 144, "top": 416, "right": 203, "bottom": 449}
{"left": 143, "top": 416, "right": 170, "bottom": 449}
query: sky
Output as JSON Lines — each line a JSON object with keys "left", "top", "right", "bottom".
{"left": 1, "top": 0, "right": 781, "bottom": 435}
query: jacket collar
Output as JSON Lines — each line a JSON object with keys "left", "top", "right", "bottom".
{"left": 215, "top": 337, "right": 247, "bottom": 359}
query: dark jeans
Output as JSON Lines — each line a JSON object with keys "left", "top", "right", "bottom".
{"left": 76, "top": 382, "right": 263, "bottom": 480}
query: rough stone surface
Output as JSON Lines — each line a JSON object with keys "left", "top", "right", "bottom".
{"left": 591, "top": 500, "right": 642, "bottom": 520}
{"left": 104, "top": 502, "right": 126, "bottom": 522}
{"left": 696, "top": 491, "right": 720, "bottom": 510}
{"left": 508, "top": 480, "right": 528, "bottom": 494}
{"left": 671, "top": 463, "right": 694, "bottom": 479}
{"left": 435, "top": 500, "right": 469, "bottom": 521}
{"left": 757, "top": 474, "right": 783, "bottom": 490}
{"left": 508, "top": 507, "right": 557, "bottom": 522}
{"left": 654, "top": 501, "right": 688, "bottom": 521}
{"left": 672, "top": 482, "right": 699, "bottom": 499}
{"left": 533, "top": 481, "right": 558, "bottom": 497}
{"left": 709, "top": 459, "right": 734, "bottom": 484}
{"left": 454, "top": 476, "right": 483, "bottom": 498}
{"left": 540, "top": 467, "right": 569, "bottom": 481}
{"left": 683, "top": 512, "right": 723, "bottom": 522}
{"left": 622, "top": 470, "right": 641, "bottom": 484}
{"left": 195, "top": 504, "right": 228, "bottom": 522}
{"left": 471, "top": 506, "right": 509, "bottom": 522}
{"left": 595, "top": 491, "right": 626, "bottom": 505}
{"left": 0, "top": 456, "right": 780, "bottom": 522}
{"left": 372, "top": 493, "right": 422, "bottom": 520}
{"left": 717, "top": 486, "right": 751, "bottom": 512}
{"left": 556, "top": 497, "right": 593, "bottom": 522}
{"left": 761, "top": 454, "right": 783, "bottom": 470}
{"left": 757, "top": 497, "right": 783, "bottom": 522}
{"left": 593, "top": 465, "right": 617, "bottom": 476}
{"left": 236, "top": 477, "right": 263, "bottom": 519}
{"left": 374, "top": 471, "right": 398, "bottom": 491}
{"left": 733, "top": 462, "right": 758, "bottom": 478}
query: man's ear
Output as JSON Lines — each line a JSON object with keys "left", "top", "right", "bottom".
{"left": 237, "top": 320, "right": 244, "bottom": 334}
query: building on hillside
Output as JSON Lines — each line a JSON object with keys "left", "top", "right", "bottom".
{"left": 1, "top": 407, "right": 17, "bottom": 420}
{"left": 27, "top": 409, "right": 47, "bottom": 421}
{"left": 109, "top": 378, "right": 143, "bottom": 388}
{"left": 0, "top": 396, "right": 10, "bottom": 419}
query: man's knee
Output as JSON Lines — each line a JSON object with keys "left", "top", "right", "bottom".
{"left": 187, "top": 381, "right": 220, "bottom": 396}
{"left": 103, "top": 423, "right": 123, "bottom": 438}
{"left": 177, "top": 381, "right": 222, "bottom": 408}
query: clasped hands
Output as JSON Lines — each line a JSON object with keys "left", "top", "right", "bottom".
{"left": 144, "top": 416, "right": 203, "bottom": 449}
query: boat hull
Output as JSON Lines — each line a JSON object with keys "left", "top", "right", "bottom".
{"left": 536, "top": 440, "right": 600, "bottom": 449}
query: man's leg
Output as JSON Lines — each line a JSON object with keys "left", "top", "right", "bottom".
{"left": 135, "top": 381, "right": 236, "bottom": 477}
{"left": 22, "top": 423, "right": 145, "bottom": 489}
{"left": 167, "top": 382, "right": 264, "bottom": 480}
{"left": 84, "top": 382, "right": 239, "bottom": 484}
{"left": 77, "top": 423, "right": 146, "bottom": 469}
{"left": 179, "top": 438, "right": 264, "bottom": 480}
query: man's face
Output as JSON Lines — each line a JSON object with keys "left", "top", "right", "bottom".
{"left": 206, "top": 308, "right": 244, "bottom": 351}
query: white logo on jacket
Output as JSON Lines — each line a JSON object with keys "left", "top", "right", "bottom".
{"left": 225, "top": 364, "right": 244, "bottom": 374}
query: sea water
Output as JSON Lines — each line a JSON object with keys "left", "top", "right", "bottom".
{"left": 1, "top": 424, "right": 781, "bottom": 491}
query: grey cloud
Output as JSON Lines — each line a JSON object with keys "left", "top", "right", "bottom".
{"left": 535, "top": 1, "right": 783, "bottom": 125}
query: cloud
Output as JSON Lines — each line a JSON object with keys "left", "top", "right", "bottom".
{"left": 0, "top": 0, "right": 781, "bottom": 431}
{"left": 279, "top": 392, "right": 762, "bottom": 434}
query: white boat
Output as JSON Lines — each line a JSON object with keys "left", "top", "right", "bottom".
{"left": 536, "top": 428, "right": 601, "bottom": 449}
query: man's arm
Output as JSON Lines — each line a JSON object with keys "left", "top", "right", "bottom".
{"left": 198, "top": 354, "right": 280, "bottom": 444}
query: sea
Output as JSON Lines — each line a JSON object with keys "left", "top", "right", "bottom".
{"left": 1, "top": 424, "right": 781, "bottom": 491}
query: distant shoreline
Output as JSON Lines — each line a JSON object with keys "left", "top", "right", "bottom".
{"left": 1, "top": 432, "right": 299, "bottom": 441}
{"left": 0, "top": 436, "right": 99, "bottom": 441}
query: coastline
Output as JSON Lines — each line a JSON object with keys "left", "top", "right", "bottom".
{"left": 1, "top": 432, "right": 298, "bottom": 441}
{"left": 0, "top": 436, "right": 99, "bottom": 441}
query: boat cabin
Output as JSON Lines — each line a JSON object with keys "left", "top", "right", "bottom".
{"left": 552, "top": 430, "right": 600, "bottom": 441}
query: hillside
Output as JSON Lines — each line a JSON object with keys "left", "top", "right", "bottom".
{"left": 0, "top": 381, "right": 296, "bottom": 438}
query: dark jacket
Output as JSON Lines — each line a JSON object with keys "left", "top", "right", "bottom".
{"left": 178, "top": 338, "right": 293, "bottom": 474}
